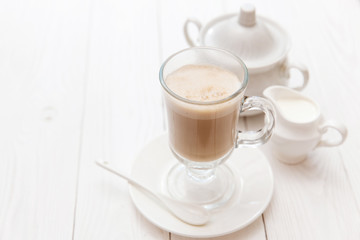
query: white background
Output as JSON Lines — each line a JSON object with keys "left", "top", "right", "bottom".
{"left": 0, "top": 0, "right": 360, "bottom": 239}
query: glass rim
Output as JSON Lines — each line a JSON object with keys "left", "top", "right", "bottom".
{"left": 159, "top": 47, "right": 249, "bottom": 105}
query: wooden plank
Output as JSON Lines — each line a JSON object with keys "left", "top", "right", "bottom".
{"left": 0, "top": 0, "right": 90, "bottom": 239}
{"left": 300, "top": 0, "right": 360, "bottom": 213}
{"left": 72, "top": 0, "right": 167, "bottom": 239}
{"left": 172, "top": 218, "right": 266, "bottom": 240}
{"left": 261, "top": 144, "right": 360, "bottom": 239}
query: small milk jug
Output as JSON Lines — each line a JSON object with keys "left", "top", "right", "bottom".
{"left": 263, "top": 86, "right": 347, "bottom": 164}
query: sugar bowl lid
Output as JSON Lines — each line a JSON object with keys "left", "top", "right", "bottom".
{"left": 202, "top": 4, "right": 289, "bottom": 70}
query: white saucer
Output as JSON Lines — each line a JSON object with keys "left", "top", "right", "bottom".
{"left": 129, "top": 134, "right": 274, "bottom": 238}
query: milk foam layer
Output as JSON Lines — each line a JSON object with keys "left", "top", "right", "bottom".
{"left": 165, "top": 65, "right": 240, "bottom": 102}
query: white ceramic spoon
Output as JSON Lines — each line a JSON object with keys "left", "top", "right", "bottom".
{"left": 95, "top": 160, "right": 210, "bottom": 226}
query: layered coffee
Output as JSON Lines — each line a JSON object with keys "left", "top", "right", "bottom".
{"left": 164, "top": 64, "right": 243, "bottom": 162}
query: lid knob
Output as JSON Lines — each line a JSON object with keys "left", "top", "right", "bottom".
{"left": 238, "top": 3, "right": 256, "bottom": 27}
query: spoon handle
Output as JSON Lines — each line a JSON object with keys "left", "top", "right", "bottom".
{"left": 95, "top": 160, "right": 210, "bottom": 226}
{"left": 95, "top": 160, "right": 158, "bottom": 200}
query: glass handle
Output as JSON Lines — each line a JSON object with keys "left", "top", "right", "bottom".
{"left": 236, "top": 96, "right": 275, "bottom": 147}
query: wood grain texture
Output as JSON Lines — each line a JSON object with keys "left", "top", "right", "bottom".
{"left": 305, "top": 0, "right": 360, "bottom": 214}
{"left": 0, "top": 0, "right": 90, "bottom": 239}
{"left": 261, "top": 144, "right": 360, "bottom": 239}
{"left": 172, "top": 218, "right": 266, "bottom": 240}
{"left": 72, "top": 0, "right": 167, "bottom": 239}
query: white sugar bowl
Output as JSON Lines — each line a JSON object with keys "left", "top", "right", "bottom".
{"left": 184, "top": 4, "right": 309, "bottom": 97}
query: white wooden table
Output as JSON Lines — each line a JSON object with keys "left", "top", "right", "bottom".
{"left": 1, "top": 0, "right": 360, "bottom": 239}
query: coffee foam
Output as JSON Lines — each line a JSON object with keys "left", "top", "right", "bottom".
{"left": 165, "top": 64, "right": 241, "bottom": 102}
{"left": 164, "top": 65, "right": 243, "bottom": 119}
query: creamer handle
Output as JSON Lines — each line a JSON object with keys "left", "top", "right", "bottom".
{"left": 317, "top": 120, "right": 347, "bottom": 147}
{"left": 183, "top": 18, "right": 202, "bottom": 47}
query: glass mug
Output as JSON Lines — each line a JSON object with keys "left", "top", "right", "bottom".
{"left": 159, "top": 47, "right": 275, "bottom": 209}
